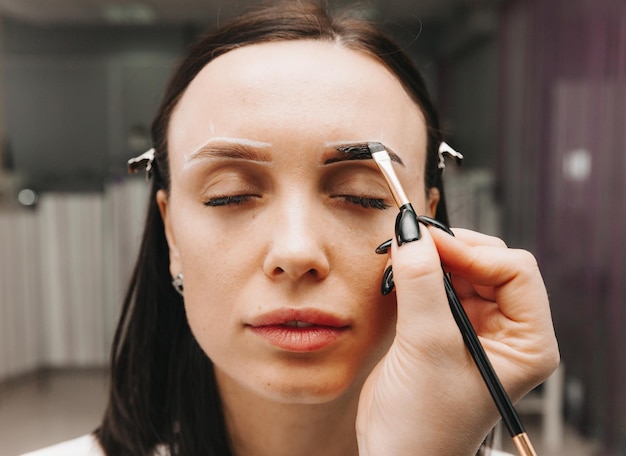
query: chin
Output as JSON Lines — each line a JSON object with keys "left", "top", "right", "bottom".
{"left": 241, "top": 359, "right": 369, "bottom": 405}
{"left": 260, "top": 375, "right": 363, "bottom": 405}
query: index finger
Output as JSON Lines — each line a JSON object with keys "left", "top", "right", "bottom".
{"left": 448, "top": 227, "right": 508, "bottom": 249}
{"left": 429, "top": 227, "right": 550, "bottom": 322}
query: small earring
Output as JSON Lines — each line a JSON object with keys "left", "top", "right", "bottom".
{"left": 172, "top": 273, "right": 184, "bottom": 296}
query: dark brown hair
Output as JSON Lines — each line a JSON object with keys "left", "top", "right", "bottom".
{"left": 97, "top": 1, "right": 450, "bottom": 454}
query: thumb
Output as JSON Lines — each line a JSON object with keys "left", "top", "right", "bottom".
{"left": 391, "top": 213, "right": 463, "bottom": 354}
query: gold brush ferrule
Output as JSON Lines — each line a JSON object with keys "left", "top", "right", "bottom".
{"left": 512, "top": 432, "right": 538, "bottom": 456}
{"left": 368, "top": 144, "right": 410, "bottom": 209}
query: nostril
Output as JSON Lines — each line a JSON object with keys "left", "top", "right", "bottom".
{"left": 263, "top": 238, "right": 331, "bottom": 280}
{"left": 270, "top": 266, "right": 322, "bottom": 280}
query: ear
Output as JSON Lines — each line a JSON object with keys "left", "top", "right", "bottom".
{"left": 156, "top": 189, "right": 182, "bottom": 277}
{"left": 426, "top": 187, "right": 440, "bottom": 218}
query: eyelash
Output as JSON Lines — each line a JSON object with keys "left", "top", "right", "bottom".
{"left": 337, "top": 195, "right": 390, "bottom": 210}
{"left": 204, "top": 195, "right": 257, "bottom": 206}
{"left": 203, "top": 194, "right": 390, "bottom": 210}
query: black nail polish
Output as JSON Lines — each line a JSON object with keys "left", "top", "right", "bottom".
{"left": 375, "top": 239, "right": 392, "bottom": 254}
{"left": 381, "top": 265, "right": 395, "bottom": 295}
{"left": 416, "top": 215, "right": 455, "bottom": 236}
{"left": 395, "top": 204, "right": 421, "bottom": 246}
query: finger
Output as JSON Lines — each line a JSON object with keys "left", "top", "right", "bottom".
{"left": 427, "top": 227, "right": 505, "bottom": 299}
{"left": 429, "top": 227, "right": 551, "bottom": 323}
{"left": 431, "top": 227, "right": 503, "bottom": 301}
{"left": 391, "top": 225, "right": 462, "bottom": 345}
{"left": 429, "top": 227, "right": 559, "bottom": 393}
{"left": 448, "top": 227, "right": 508, "bottom": 248}
{"left": 449, "top": 273, "right": 497, "bottom": 302}
{"left": 431, "top": 227, "right": 535, "bottom": 286}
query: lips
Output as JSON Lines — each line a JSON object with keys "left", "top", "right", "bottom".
{"left": 282, "top": 320, "right": 314, "bottom": 328}
{"left": 247, "top": 308, "right": 349, "bottom": 352}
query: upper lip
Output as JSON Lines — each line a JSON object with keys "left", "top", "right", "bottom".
{"left": 247, "top": 308, "right": 350, "bottom": 328}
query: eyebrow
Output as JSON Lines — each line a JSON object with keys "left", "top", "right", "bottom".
{"left": 183, "top": 139, "right": 405, "bottom": 166}
{"left": 324, "top": 143, "right": 405, "bottom": 166}
{"left": 184, "top": 138, "right": 272, "bottom": 164}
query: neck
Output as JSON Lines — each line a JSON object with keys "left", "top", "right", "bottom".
{"left": 215, "top": 368, "right": 360, "bottom": 456}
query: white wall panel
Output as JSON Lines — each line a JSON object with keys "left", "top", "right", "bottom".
{"left": 0, "top": 178, "right": 148, "bottom": 381}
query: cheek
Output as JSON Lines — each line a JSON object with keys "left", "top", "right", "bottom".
{"left": 170, "top": 213, "right": 245, "bottom": 337}
{"left": 171, "top": 199, "right": 398, "bottom": 367}
{"left": 331, "top": 237, "right": 398, "bottom": 348}
{"left": 180, "top": 258, "right": 249, "bottom": 367}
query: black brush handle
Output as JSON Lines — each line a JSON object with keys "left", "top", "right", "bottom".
{"left": 443, "top": 273, "right": 525, "bottom": 437}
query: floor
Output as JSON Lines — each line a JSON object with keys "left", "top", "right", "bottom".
{"left": 0, "top": 369, "right": 108, "bottom": 455}
{"left": 0, "top": 369, "right": 603, "bottom": 455}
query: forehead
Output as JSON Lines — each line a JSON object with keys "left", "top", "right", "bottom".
{"left": 168, "top": 40, "right": 427, "bottom": 168}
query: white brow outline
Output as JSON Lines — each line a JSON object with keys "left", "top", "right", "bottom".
{"left": 184, "top": 137, "right": 273, "bottom": 164}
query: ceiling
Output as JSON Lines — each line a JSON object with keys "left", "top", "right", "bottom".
{"left": 0, "top": 0, "right": 488, "bottom": 26}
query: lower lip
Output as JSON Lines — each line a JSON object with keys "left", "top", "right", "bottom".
{"left": 249, "top": 325, "right": 346, "bottom": 352}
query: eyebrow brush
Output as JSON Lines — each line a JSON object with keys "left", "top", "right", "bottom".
{"left": 367, "top": 142, "right": 538, "bottom": 456}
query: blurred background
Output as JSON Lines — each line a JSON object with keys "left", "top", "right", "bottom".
{"left": 0, "top": 0, "right": 624, "bottom": 454}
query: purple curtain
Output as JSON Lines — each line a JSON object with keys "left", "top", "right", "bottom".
{"left": 498, "top": 0, "right": 626, "bottom": 453}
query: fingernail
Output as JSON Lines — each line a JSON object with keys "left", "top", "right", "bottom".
{"left": 395, "top": 205, "right": 421, "bottom": 246}
{"left": 416, "top": 215, "right": 455, "bottom": 236}
{"left": 381, "top": 265, "right": 395, "bottom": 295}
{"left": 375, "top": 239, "right": 392, "bottom": 254}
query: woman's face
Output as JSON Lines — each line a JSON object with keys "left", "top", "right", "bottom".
{"left": 158, "top": 40, "right": 436, "bottom": 403}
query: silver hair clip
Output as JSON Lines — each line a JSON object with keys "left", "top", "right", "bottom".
{"left": 127, "top": 148, "right": 155, "bottom": 179}
{"left": 438, "top": 142, "right": 464, "bottom": 172}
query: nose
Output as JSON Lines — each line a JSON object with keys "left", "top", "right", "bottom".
{"left": 262, "top": 198, "right": 331, "bottom": 281}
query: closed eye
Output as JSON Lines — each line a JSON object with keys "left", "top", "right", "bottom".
{"left": 336, "top": 195, "right": 390, "bottom": 210}
{"left": 205, "top": 195, "right": 389, "bottom": 209}
{"left": 203, "top": 194, "right": 259, "bottom": 206}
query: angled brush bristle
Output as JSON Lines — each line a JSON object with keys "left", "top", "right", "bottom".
{"left": 367, "top": 142, "right": 386, "bottom": 154}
